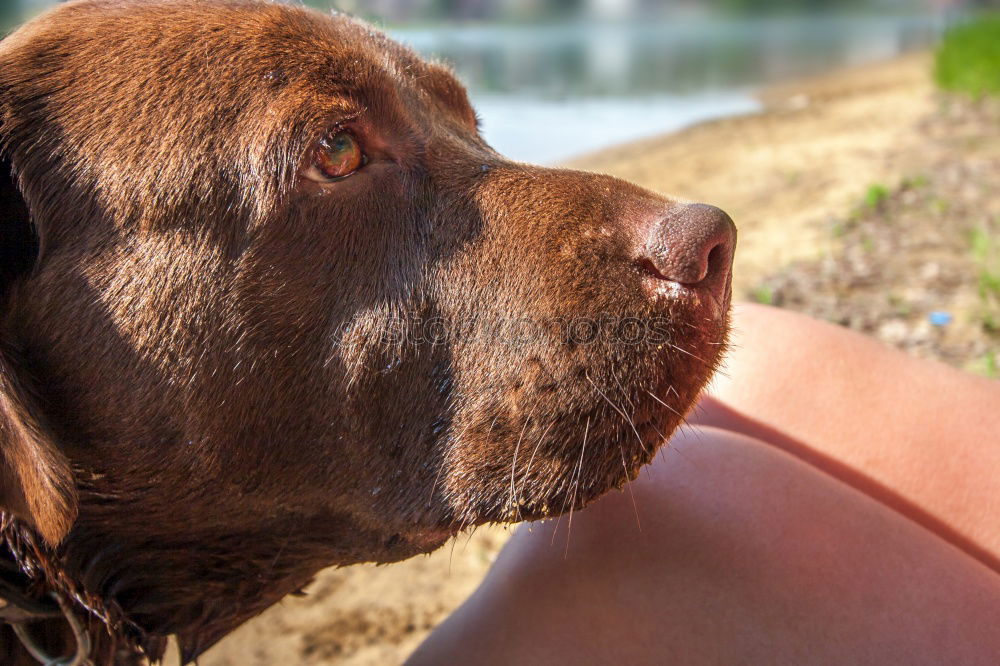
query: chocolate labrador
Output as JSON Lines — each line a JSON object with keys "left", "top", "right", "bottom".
{"left": 0, "top": 0, "right": 735, "bottom": 662}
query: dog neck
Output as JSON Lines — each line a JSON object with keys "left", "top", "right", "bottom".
{"left": 0, "top": 515, "right": 149, "bottom": 663}
{"left": 0, "top": 514, "right": 342, "bottom": 663}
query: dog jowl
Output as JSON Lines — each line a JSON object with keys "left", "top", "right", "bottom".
{"left": 0, "top": 0, "right": 735, "bottom": 661}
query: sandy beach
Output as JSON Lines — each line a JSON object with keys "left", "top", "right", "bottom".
{"left": 567, "top": 51, "right": 939, "bottom": 297}
{"left": 194, "top": 51, "right": 994, "bottom": 666}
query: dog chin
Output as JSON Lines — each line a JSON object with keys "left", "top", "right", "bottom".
{"left": 404, "top": 529, "right": 455, "bottom": 553}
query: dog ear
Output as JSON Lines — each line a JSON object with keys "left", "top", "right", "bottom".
{"left": 0, "top": 151, "right": 78, "bottom": 547}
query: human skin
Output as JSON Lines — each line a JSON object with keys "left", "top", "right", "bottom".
{"left": 699, "top": 303, "right": 1000, "bottom": 567}
{"left": 407, "top": 304, "right": 1000, "bottom": 664}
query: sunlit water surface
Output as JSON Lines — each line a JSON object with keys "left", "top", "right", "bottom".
{"left": 391, "top": 14, "right": 948, "bottom": 163}
{"left": 1, "top": 7, "right": 950, "bottom": 164}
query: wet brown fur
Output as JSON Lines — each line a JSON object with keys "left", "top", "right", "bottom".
{"left": 0, "top": 1, "right": 731, "bottom": 662}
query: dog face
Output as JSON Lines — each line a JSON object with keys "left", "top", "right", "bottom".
{"left": 0, "top": 0, "right": 734, "bottom": 653}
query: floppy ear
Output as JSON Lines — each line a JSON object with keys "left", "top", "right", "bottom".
{"left": 0, "top": 151, "right": 78, "bottom": 547}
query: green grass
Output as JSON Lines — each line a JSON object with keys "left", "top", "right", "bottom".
{"left": 900, "top": 173, "right": 929, "bottom": 190}
{"left": 931, "top": 197, "right": 950, "bottom": 216}
{"left": 969, "top": 350, "right": 999, "bottom": 380}
{"left": 960, "top": 190, "right": 997, "bottom": 355}
{"left": 886, "top": 292, "right": 912, "bottom": 317}
{"left": 983, "top": 351, "right": 998, "bottom": 379}
{"left": 751, "top": 285, "right": 774, "bottom": 306}
{"left": 864, "top": 183, "right": 889, "bottom": 210}
{"left": 935, "top": 15, "right": 1000, "bottom": 98}
{"left": 971, "top": 223, "right": 1000, "bottom": 334}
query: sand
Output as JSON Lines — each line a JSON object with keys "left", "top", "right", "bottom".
{"left": 194, "top": 52, "right": 943, "bottom": 666}
{"left": 566, "top": 51, "right": 938, "bottom": 297}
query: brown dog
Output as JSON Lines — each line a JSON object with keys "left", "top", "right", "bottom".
{"left": 0, "top": 0, "right": 735, "bottom": 662}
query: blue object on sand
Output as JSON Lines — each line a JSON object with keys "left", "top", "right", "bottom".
{"left": 929, "top": 311, "right": 953, "bottom": 327}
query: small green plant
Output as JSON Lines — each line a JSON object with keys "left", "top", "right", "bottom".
{"left": 931, "top": 197, "right": 950, "bottom": 216}
{"left": 900, "top": 173, "right": 929, "bottom": 190}
{"left": 752, "top": 285, "right": 774, "bottom": 306}
{"left": 971, "top": 223, "right": 1000, "bottom": 335}
{"left": 887, "top": 292, "right": 912, "bottom": 317}
{"left": 971, "top": 351, "right": 999, "bottom": 380}
{"left": 864, "top": 183, "right": 889, "bottom": 210}
{"left": 935, "top": 15, "right": 1000, "bottom": 98}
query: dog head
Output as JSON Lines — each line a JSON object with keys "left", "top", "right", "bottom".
{"left": 0, "top": 0, "right": 734, "bottom": 657}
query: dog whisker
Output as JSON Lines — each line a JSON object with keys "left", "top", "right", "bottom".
{"left": 645, "top": 388, "right": 684, "bottom": 419}
{"left": 563, "top": 416, "right": 590, "bottom": 559}
{"left": 518, "top": 420, "right": 556, "bottom": 499}
{"left": 508, "top": 418, "right": 532, "bottom": 520}
{"left": 550, "top": 416, "right": 587, "bottom": 547}
{"left": 586, "top": 373, "right": 649, "bottom": 455}
{"left": 667, "top": 341, "right": 711, "bottom": 366}
{"left": 616, "top": 439, "right": 643, "bottom": 532}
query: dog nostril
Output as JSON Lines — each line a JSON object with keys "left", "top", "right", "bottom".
{"left": 637, "top": 203, "right": 736, "bottom": 286}
{"left": 704, "top": 241, "right": 729, "bottom": 282}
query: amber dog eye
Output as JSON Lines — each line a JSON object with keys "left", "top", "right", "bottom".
{"left": 304, "top": 131, "right": 365, "bottom": 182}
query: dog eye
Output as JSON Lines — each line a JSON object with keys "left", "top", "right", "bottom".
{"left": 304, "top": 131, "right": 365, "bottom": 182}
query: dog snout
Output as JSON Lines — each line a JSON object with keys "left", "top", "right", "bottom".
{"left": 635, "top": 203, "right": 736, "bottom": 290}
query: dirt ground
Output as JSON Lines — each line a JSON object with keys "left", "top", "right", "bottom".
{"left": 193, "top": 52, "right": 998, "bottom": 665}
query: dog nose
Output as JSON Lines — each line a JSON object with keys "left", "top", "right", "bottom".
{"left": 635, "top": 203, "right": 736, "bottom": 287}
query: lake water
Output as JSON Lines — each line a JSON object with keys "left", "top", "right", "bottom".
{"left": 1, "top": 7, "right": 950, "bottom": 165}
{"left": 391, "top": 14, "right": 949, "bottom": 163}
